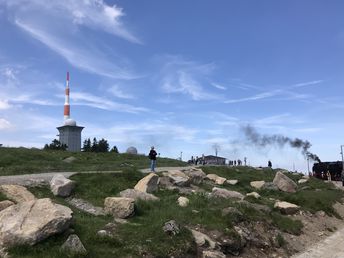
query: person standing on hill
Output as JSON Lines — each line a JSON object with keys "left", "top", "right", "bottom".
{"left": 268, "top": 160, "right": 272, "bottom": 169}
{"left": 149, "top": 146, "right": 157, "bottom": 172}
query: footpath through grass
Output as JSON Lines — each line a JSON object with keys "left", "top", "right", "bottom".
{"left": 0, "top": 147, "right": 186, "bottom": 176}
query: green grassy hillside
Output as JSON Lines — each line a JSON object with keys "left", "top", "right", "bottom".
{"left": 0, "top": 147, "right": 186, "bottom": 175}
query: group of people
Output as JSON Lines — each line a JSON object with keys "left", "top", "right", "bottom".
{"left": 189, "top": 155, "right": 206, "bottom": 165}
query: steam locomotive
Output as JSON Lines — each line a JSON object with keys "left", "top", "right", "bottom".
{"left": 312, "top": 161, "right": 343, "bottom": 181}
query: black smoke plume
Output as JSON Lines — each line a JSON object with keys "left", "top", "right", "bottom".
{"left": 242, "top": 125, "right": 321, "bottom": 162}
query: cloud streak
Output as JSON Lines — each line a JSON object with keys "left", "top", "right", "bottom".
{"left": 72, "top": 91, "right": 148, "bottom": 113}
{"left": 159, "top": 55, "right": 220, "bottom": 101}
{"left": 1, "top": 0, "right": 140, "bottom": 79}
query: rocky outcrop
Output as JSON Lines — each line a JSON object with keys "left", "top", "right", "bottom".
{"left": 61, "top": 234, "right": 87, "bottom": 255}
{"left": 182, "top": 168, "right": 206, "bottom": 185}
{"left": 50, "top": 174, "right": 75, "bottom": 197}
{"left": 0, "top": 198, "right": 73, "bottom": 247}
{"left": 274, "top": 201, "right": 300, "bottom": 215}
{"left": 177, "top": 196, "right": 189, "bottom": 207}
{"left": 104, "top": 197, "right": 135, "bottom": 218}
{"left": 0, "top": 185, "right": 35, "bottom": 203}
{"left": 163, "top": 170, "right": 191, "bottom": 187}
{"left": 119, "top": 189, "right": 159, "bottom": 201}
{"left": 250, "top": 181, "right": 265, "bottom": 189}
{"left": 206, "top": 174, "right": 227, "bottom": 185}
{"left": 273, "top": 171, "right": 297, "bottom": 193}
{"left": 210, "top": 187, "right": 244, "bottom": 200}
{"left": 0, "top": 200, "right": 14, "bottom": 212}
{"left": 134, "top": 173, "right": 159, "bottom": 193}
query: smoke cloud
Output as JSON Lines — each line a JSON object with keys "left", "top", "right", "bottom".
{"left": 242, "top": 125, "right": 321, "bottom": 162}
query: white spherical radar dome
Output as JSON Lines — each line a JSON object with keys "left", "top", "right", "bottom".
{"left": 126, "top": 146, "right": 138, "bottom": 155}
{"left": 64, "top": 118, "right": 77, "bottom": 126}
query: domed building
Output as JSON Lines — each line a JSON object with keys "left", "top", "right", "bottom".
{"left": 126, "top": 146, "right": 138, "bottom": 155}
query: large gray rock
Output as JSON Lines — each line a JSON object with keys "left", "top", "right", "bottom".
{"left": 0, "top": 198, "right": 73, "bottom": 247}
{"left": 104, "top": 197, "right": 135, "bottom": 218}
{"left": 273, "top": 171, "right": 297, "bottom": 193}
{"left": 61, "top": 234, "right": 87, "bottom": 255}
{"left": 274, "top": 201, "right": 300, "bottom": 215}
{"left": 0, "top": 200, "right": 14, "bottom": 212}
{"left": 119, "top": 189, "right": 159, "bottom": 201}
{"left": 182, "top": 168, "right": 206, "bottom": 185}
{"left": 134, "top": 173, "right": 159, "bottom": 193}
{"left": 163, "top": 170, "right": 191, "bottom": 187}
{"left": 65, "top": 197, "right": 105, "bottom": 216}
{"left": 210, "top": 187, "right": 244, "bottom": 200}
{"left": 0, "top": 185, "right": 35, "bottom": 203}
{"left": 50, "top": 174, "right": 75, "bottom": 197}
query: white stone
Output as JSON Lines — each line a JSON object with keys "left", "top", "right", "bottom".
{"left": 273, "top": 171, "right": 297, "bottom": 193}
{"left": 61, "top": 234, "right": 86, "bottom": 254}
{"left": 0, "top": 200, "right": 15, "bottom": 212}
{"left": 0, "top": 198, "right": 73, "bottom": 247}
{"left": 177, "top": 196, "right": 189, "bottom": 207}
{"left": 206, "top": 174, "right": 227, "bottom": 185}
{"left": 274, "top": 201, "right": 300, "bottom": 215}
{"left": 50, "top": 174, "right": 75, "bottom": 197}
{"left": 211, "top": 187, "right": 244, "bottom": 200}
{"left": 227, "top": 179, "right": 238, "bottom": 185}
{"left": 191, "top": 229, "right": 216, "bottom": 249}
{"left": 104, "top": 197, "right": 135, "bottom": 218}
{"left": 250, "top": 181, "right": 265, "bottom": 189}
{"left": 246, "top": 192, "right": 260, "bottom": 199}
{"left": 0, "top": 185, "right": 35, "bottom": 203}
{"left": 202, "top": 250, "right": 226, "bottom": 258}
{"left": 134, "top": 173, "right": 159, "bottom": 193}
{"left": 165, "top": 170, "right": 191, "bottom": 186}
{"left": 119, "top": 189, "right": 159, "bottom": 201}
{"left": 298, "top": 178, "right": 308, "bottom": 184}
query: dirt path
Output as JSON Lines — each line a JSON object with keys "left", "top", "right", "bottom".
{"left": 292, "top": 226, "right": 344, "bottom": 258}
{"left": 139, "top": 166, "right": 197, "bottom": 173}
{"left": 0, "top": 171, "right": 121, "bottom": 186}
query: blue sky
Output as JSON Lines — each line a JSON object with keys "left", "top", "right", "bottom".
{"left": 1, "top": 0, "right": 344, "bottom": 171}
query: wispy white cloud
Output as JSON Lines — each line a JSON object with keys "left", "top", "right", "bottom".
{"left": 0, "top": 100, "right": 11, "bottom": 110}
{"left": 224, "top": 90, "right": 281, "bottom": 103}
{"left": 72, "top": 91, "right": 148, "bottom": 113}
{"left": 290, "top": 80, "right": 323, "bottom": 89}
{"left": 0, "top": 118, "right": 12, "bottom": 130}
{"left": 211, "top": 82, "right": 226, "bottom": 90}
{"left": 2, "top": 0, "right": 140, "bottom": 43}
{"left": 224, "top": 79, "right": 323, "bottom": 104}
{"left": 1, "top": 0, "right": 139, "bottom": 79}
{"left": 107, "top": 85, "right": 135, "bottom": 99}
{"left": 159, "top": 55, "right": 220, "bottom": 101}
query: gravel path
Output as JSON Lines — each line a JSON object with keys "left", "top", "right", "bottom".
{"left": 292, "top": 227, "right": 344, "bottom": 258}
{"left": 0, "top": 171, "right": 121, "bottom": 186}
{"left": 139, "top": 166, "right": 197, "bottom": 173}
